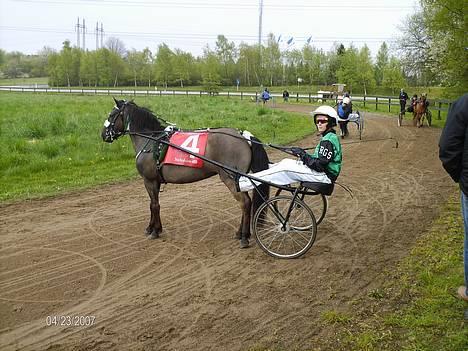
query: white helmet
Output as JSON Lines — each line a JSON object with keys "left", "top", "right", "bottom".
{"left": 311, "top": 105, "right": 338, "bottom": 127}
{"left": 343, "top": 97, "right": 351, "bottom": 105}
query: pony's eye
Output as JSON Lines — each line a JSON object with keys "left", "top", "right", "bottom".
{"left": 104, "top": 120, "right": 110, "bottom": 127}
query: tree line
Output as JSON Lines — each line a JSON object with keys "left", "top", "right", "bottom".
{"left": 0, "top": 0, "right": 464, "bottom": 94}
{"left": 0, "top": 36, "right": 405, "bottom": 94}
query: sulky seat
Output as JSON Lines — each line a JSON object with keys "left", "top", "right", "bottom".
{"left": 301, "top": 182, "right": 334, "bottom": 196}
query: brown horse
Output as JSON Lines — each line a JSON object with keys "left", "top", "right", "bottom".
{"left": 413, "top": 95, "right": 427, "bottom": 127}
{"left": 101, "top": 99, "right": 270, "bottom": 248}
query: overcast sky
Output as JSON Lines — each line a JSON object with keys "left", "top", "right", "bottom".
{"left": 0, "top": 0, "right": 418, "bottom": 58}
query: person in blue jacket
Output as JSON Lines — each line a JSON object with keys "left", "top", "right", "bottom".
{"left": 260, "top": 88, "right": 270, "bottom": 104}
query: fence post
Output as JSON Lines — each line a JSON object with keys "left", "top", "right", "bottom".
{"left": 388, "top": 98, "right": 391, "bottom": 112}
{"left": 438, "top": 102, "right": 442, "bottom": 120}
{"left": 308, "top": 93, "right": 311, "bottom": 103}
{"left": 363, "top": 95, "right": 366, "bottom": 107}
{"left": 375, "top": 97, "right": 378, "bottom": 110}
{"left": 241, "top": 91, "right": 243, "bottom": 100}
{"left": 296, "top": 93, "right": 299, "bottom": 102}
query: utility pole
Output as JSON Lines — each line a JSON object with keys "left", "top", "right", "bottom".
{"left": 75, "top": 17, "right": 81, "bottom": 48}
{"left": 258, "top": 0, "right": 263, "bottom": 66}
{"left": 100, "top": 23, "right": 104, "bottom": 48}
{"left": 96, "top": 22, "right": 99, "bottom": 50}
{"left": 96, "top": 22, "right": 104, "bottom": 50}
{"left": 82, "top": 18, "right": 86, "bottom": 50}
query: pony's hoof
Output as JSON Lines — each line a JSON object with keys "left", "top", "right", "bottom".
{"left": 148, "top": 232, "right": 160, "bottom": 240}
{"left": 240, "top": 238, "right": 250, "bottom": 249}
{"left": 145, "top": 228, "right": 152, "bottom": 236}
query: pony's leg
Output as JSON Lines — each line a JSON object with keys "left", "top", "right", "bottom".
{"left": 143, "top": 179, "right": 162, "bottom": 239}
{"left": 218, "top": 172, "right": 252, "bottom": 249}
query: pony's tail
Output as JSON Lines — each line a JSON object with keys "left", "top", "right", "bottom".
{"left": 249, "top": 136, "right": 270, "bottom": 219}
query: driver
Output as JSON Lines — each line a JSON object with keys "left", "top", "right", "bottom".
{"left": 238, "top": 105, "right": 342, "bottom": 191}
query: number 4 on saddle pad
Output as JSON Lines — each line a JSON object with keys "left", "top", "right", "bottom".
{"left": 163, "top": 132, "right": 209, "bottom": 168}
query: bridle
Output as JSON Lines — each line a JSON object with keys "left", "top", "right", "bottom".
{"left": 103, "top": 105, "right": 128, "bottom": 142}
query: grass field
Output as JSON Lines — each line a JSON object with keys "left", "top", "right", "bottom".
{"left": 0, "top": 92, "right": 313, "bottom": 202}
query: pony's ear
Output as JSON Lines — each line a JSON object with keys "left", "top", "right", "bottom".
{"left": 113, "top": 97, "right": 124, "bottom": 108}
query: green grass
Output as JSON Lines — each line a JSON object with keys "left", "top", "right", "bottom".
{"left": 0, "top": 77, "right": 49, "bottom": 86}
{"left": 0, "top": 92, "right": 313, "bottom": 202}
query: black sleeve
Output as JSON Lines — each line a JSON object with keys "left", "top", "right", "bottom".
{"left": 302, "top": 140, "right": 335, "bottom": 172}
{"left": 439, "top": 95, "right": 468, "bottom": 182}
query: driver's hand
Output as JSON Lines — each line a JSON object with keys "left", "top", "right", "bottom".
{"left": 290, "top": 147, "right": 306, "bottom": 157}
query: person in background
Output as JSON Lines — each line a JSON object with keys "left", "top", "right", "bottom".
{"left": 337, "top": 96, "right": 352, "bottom": 138}
{"left": 238, "top": 105, "right": 342, "bottom": 191}
{"left": 399, "top": 88, "right": 409, "bottom": 114}
{"left": 261, "top": 88, "right": 270, "bottom": 105}
{"left": 439, "top": 93, "right": 468, "bottom": 303}
{"left": 407, "top": 94, "right": 418, "bottom": 113}
{"left": 282, "top": 90, "right": 290, "bottom": 102}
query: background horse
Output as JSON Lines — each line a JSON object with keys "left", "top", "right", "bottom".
{"left": 413, "top": 95, "right": 427, "bottom": 127}
{"left": 101, "top": 99, "right": 270, "bottom": 248}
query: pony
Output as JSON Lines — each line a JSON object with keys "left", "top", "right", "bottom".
{"left": 413, "top": 94, "right": 427, "bottom": 128}
{"left": 101, "top": 98, "right": 270, "bottom": 248}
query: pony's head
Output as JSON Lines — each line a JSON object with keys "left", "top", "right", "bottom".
{"left": 101, "top": 98, "right": 164, "bottom": 143}
{"left": 101, "top": 98, "right": 128, "bottom": 143}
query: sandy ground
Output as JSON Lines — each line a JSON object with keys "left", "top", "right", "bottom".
{"left": 0, "top": 104, "right": 455, "bottom": 350}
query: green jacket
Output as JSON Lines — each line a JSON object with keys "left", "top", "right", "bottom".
{"left": 304, "top": 130, "right": 342, "bottom": 181}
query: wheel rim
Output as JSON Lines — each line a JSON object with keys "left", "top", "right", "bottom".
{"left": 274, "top": 189, "right": 326, "bottom": 225}
{"left": 253, "top": 196, "right": 317, "bottom": 259}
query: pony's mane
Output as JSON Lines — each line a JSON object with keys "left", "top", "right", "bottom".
{"left": 125, "top": 101, "right": 163, "bottom": 132}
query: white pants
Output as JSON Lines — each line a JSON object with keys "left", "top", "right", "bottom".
{"left": 238, "top": 158, "right": 331, "bottom": 192}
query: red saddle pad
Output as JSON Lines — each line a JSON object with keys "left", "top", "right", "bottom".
{"left": 163, "top": 132, "right": 208, "bottom": 168}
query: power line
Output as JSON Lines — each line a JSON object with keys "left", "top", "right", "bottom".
{"left": 0, "top": 26, "right": 397, "bottom": 43}
{"left": 13, "top": 0, "right": 414, "bottom": 11}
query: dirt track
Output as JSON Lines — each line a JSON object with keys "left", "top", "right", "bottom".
{"left": 0, "top": 105, "right": 456, "bottom": 350}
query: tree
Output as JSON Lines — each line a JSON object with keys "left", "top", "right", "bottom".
{"left": 215, "top": 35, "right": 237, "bottom": 85}
{"left": 200, "top": 47, "right": 221, "bottom": 93}
{"left": 396, "top": 11, "right": 434, "bottom": 85}
{"left": 238, "top": 43, "right": 261, "bottom": 87}
{"left": 154, "top": 44, "right": 174, "bottom": 88}
{"left": 420, "top": 0, "right": 467, "bottom": 89}
{"left": 382, "top": 57, "right": 405, "bottom": 94}
{"left": 105, "top": 37, "right": 126, "bottom": 57}
{"left": 172, "top": 49, "right": 195, "bottom": 88}
{"left": 336, "top": 45, "right": 359, "bottom": 93}
{"left": 3, "top": 51, "right": 23, "bottom": 78}
{"left": 374, "top": 42, "right": 389, "bottom": 86}
{"left": 263, "top": 33, "right": 281, "bottom": 86}
{"left": 127, "top": 49, "right": 146, "bottom": 87}
{"left": 107, "top": 50, "right": 126, "bottom": 87}
{"left": 356, "top": 45, "right": 376, "bottom": 95}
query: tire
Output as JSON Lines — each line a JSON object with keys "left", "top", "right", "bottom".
{"left": 274, "top": 188, "right": 327, "bottom": 226}
{"left": 398, "top": 112, "right": 403, "bottom": 127}
{"left": 359, "top": 113, "right": 364, "bottom": 140}
{"left": 252, "top": 195, "right": 317, "bottom": 259}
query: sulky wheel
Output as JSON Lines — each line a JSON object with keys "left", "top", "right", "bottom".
{"left": 274, "top": 188, "right": 327, "bottom": 226}
{"left": 398, "top": 112, "right": 403, "bottom": 127}
{"left": 252, "top": 195, "right": 317, "bottom": 259}
{"left": 358, "top": 113, "right": 364, "bottom": 140}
